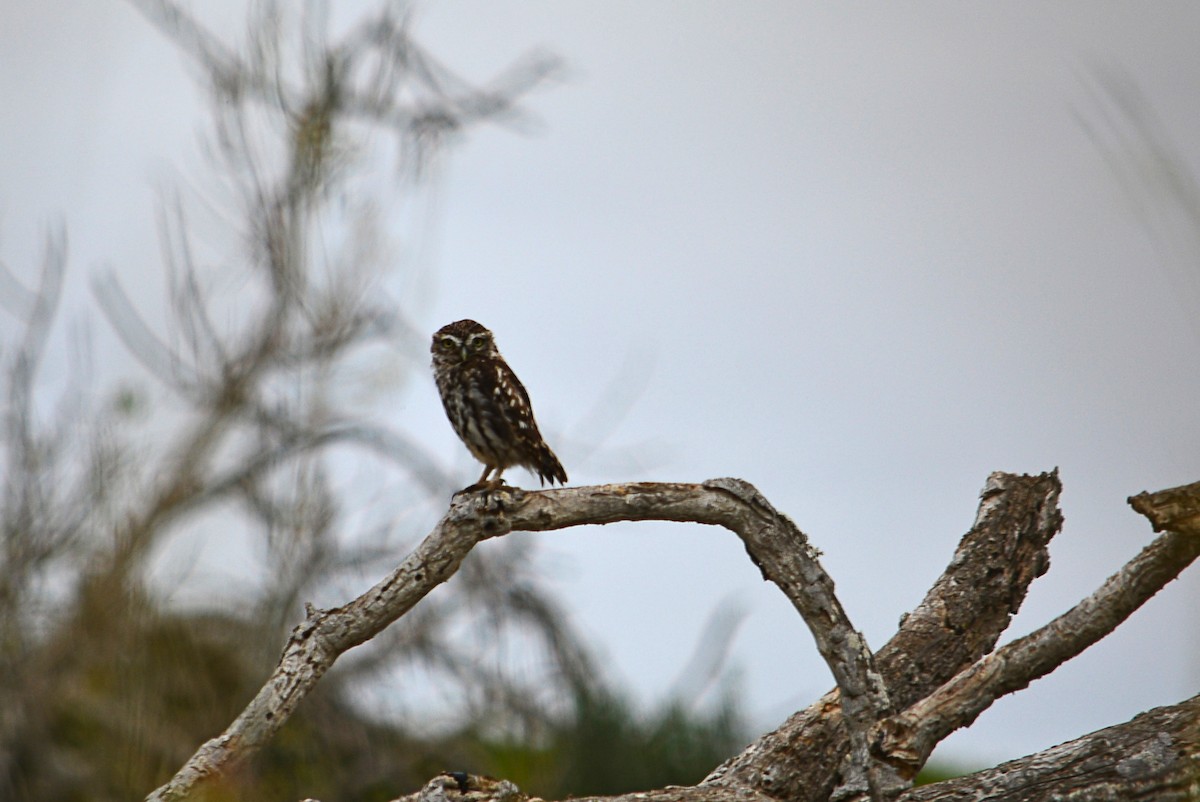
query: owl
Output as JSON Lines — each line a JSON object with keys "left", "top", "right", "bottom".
{"left": 431, "top": 319, "right": 568, "bottom": 490}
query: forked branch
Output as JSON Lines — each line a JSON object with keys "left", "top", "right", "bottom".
{"left": 873, "top": 483, "right": 1200, "bottom": 774}
{"left": 151, "top": 471, "right": 1200, "bottom": 802}
{"left": 147, "top": 480, "right": 890, "bottom": 801}
{"left": 704, "top": 471, "right": 1062, "bottom": 802}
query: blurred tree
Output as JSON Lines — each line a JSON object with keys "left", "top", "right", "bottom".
{"left": 0, "top": 2, "right": 748, "bottom": 800}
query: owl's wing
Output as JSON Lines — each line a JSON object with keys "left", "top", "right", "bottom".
{"left": 498, "top": 361, "right": 567, "bottom": 484}
{"left": 495, "top": 360, "right": 538, "bottom": 433}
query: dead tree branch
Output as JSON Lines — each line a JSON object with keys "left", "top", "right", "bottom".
{"left": 703, "top": 470, "right": 1062, "bottom": 802}
{"left": 148, "top": 472, "right": 1068, "bottom": 802}
{"left": 151, "top": 470, "right": 1200, "bottom": 801}
{"left": 874, "top": 487, "right": 1200, "bottom": 775}
{"left": 896, "top": 694, "right": 1200, "bottom": 801}
{"left": 386, "top": 692, "right": 1200, "bottom": 802}
{"left": 148, "top": 480, "right": 894, "bottom": 801}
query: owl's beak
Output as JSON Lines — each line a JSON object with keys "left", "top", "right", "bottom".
{"left": 461, "top": 345, "right": 469, "bottom": 362}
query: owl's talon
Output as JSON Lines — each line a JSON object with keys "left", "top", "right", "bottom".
{"left": 455, "top": 478, "right": 509, "bottom": 494}
{"left": 483, "top": 481, "right": 517, "bottom": 509}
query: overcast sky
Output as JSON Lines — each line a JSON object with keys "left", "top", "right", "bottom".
{"left": 5, "top": 1, "right": 1200, "bottom": 771}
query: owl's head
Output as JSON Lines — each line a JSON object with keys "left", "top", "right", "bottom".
{"left": 432, "top": 319, "right": 497, "bottom": 365}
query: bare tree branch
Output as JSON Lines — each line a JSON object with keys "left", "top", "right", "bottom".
{"left": 146, "top": 490, "right": 480, "bottom": 801}
{"left": 378, "top": 692, "right": 1200, "bottom": 802}
{"left": 897, "top": 694, "right": 1200, "bottom": 802}
{"left": 280, "top": 469, "right": 1200, "bottom": 802}
{"left": 0, "top": 228, "right": 71, "bottom": 788}
{"left": 126, "top": 0, "right": 243, "bottom": 92}
{"left": 704, "top": 470, "right": 1062, "bottom": 802}
{"left": 147, "top": 480, "right": 899, "bottom": 801}
{"left": 1129, "top": 478, "right": 1200, "bottom": 532}
{"left": 697, "top": 480, "right": 901, "bottom": 801}
{"left": 873, "top": 495, "right": 1200, "bottom": 774}
{"left": 93, "top": 271, "right": 202, "bottom": 392}
{"left": 160, "top": 195, "right": 230, "bottom": 373}
{"left": 146, "top": 472, "right": 1078, "bottom": 802}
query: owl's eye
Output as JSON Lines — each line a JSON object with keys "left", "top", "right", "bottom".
{"left": 437, "top": 338, "right": 457, "bottom": 351}
{"left": 470, "top": 337, "right": 488, "bottom": 350}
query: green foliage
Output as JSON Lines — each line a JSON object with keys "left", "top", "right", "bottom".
{"left": 555, "top": 691, "right": 745, "bottom": 796}
{"left": 914, "top": 762, "right": 971, "bottom": 786}
{"left": 6, "top": 587, "right": 747, "bottom": 802}
{"left": 473, "top": 686, "right": 747, "bottom": 799}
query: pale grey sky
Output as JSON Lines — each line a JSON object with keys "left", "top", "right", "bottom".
{"left": 4, "top": 0, "right": 1200, "bottom": 770}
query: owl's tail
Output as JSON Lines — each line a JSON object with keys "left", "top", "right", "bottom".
{"left": 533, "top": 443, "right": 568, "bottom": 486}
